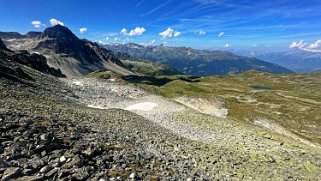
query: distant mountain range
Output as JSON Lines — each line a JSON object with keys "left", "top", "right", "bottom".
{"left": 232, "top": 49, "right": 321, "bottom": 73}
{"left": 1, "top": 26, "right": 295, "bottom": 77}
{"left": 104, "top": 43, "right": 293, "bottom": 76}
{"left": 0, "top": 25, "right": 131, "bottom": 77}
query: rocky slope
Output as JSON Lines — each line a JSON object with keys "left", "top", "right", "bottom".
{"left": 0, "top": 25, "right": 132, "bottom": 77}
{"left": 1, "top": 48, "right": 321, "bottom": 180}
{"left": 0, "top": 38, "right": 64, "bottom": 78}
{"left": 104, "top": 43, "right": 293, "bottom": 76}
{"left": 0, "top": 54, "right": 185, "bottom": 180}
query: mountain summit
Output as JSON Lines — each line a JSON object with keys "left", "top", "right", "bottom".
{"left": 0, "top": 25, "right": 132, "bottom": 77}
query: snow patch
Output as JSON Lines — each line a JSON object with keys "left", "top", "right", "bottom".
{"left": 125, "top": 102, "right": 157, "bottom": 111}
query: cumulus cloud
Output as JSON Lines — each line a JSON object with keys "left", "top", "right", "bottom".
{"left": 160, "top": 28, "right": 174, "bottom": 39}
{"left": 79, "top": 28, "right": 87, "bottom": 34}
{"left": 49, "top": 18, "right": 64, "bottom": 26}
{"left": 218, "top": 32, "right": 225, "bottom": 37}
{"left": 290, "top": 40, "right": 321, "bottom": 53}
{"left": 289, "top": 40, "right": 306, "bottom": 48}
{"left": 159, "top": 28, "right": 181, "bottom": 39}
{"left": 31, "top": 21, "right": 42, "bottom": 28}
{"left": 121, "top": 28, "right": 128, "bottom": 35}
{"left": 224, "top": 44, "right": 231, "bottom": 48}
{"left": 120, "top": 27, "right": 146, "bottom": 36}
{"left": 198, "top": 30, "right": 206, "bottom": 35}
{"left": 308, "top": 40, "right": 321, "bottom": 49}
{"left": 174, "top": 31, "right": 181, "bottom": 37}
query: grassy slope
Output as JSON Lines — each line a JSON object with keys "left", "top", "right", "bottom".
{"left": 121, "top": 60, "right": 182, "bottom": 76}
{"left": 135, "top": 71, "right": 321, "bottom": 145}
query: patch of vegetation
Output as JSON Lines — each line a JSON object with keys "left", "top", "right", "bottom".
{"left": 121, "top": 60, "right": 182, "bottom": 76}
{"left": 130, "top": 70, "right": 321, "bottom": 144}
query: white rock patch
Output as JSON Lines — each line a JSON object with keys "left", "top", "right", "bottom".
{"left": 88, "top": 104, "right": 105, "bottom": 109}
{"left": 73, "top": 80, "right": 83, "bottom": 86}
{"left": 125, "top": 102, "right": 157, "bottom": 111}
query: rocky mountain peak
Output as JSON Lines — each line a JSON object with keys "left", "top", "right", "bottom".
{"left": 35, "top": 25, "right": 83, "bottom": 54}
{"left": 42, "top": 25, "right": 77, "bottom": 39}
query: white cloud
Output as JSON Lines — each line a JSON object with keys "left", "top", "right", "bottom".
{"left": 160, "top": 28, "right": 174, "bottom": 39}
{"left": 120, "top": 28, "right": 128, "bottom": 35}
{"left": 159, "top": 28, "right": 181, "bottom": 39}
{"left": 224, "top": 44, "right": 231, "bottom": 48}
{"left": 130, "top": 27, "right": 146, "bottom": 36}
{"left": 120, "top": 27, "right": 146, "bottom": 36}
{"left": 31, "top": 21, "right": 42, "bottom": 28}
{"left": 289, "top": 40, "right": 306, "bottom": 48}
{"left": 79, "top": 28, "right": 87, "bottom": 34}
{"left": 290, "top": 40, "right": 321, "bottom": 53}
{"left": 105, "top": 37, "right": 109, "bottom": 40}
{"left": 174, "top": 31, "right": 182, "bottom": 37}
{"left": 49, "top": 18, "right": 64, "bottom": 26}
{"left": 308, "top": 40, "right": 321, "bottom": 49}
{"left": 218, "top": 32, "right": 225, "bottom": 37}
{"left": 198, "top": 30, "right": 206, "bottom": 35}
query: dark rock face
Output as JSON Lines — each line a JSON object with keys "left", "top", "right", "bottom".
{"left": 84, "top": 40, "right": 124, "bottom": 66}
{"left": 10, "top": 51, "right": 65, "bottom": 77}
{"left": 26, "top": 31, "right": 42, "bottom": 39}
{"left": 36, "top": 25, "right": 86, "bottom": 55}
{"left": 104, "top": 43, "right": 293, "bottom": 76}
{"left": 0, "top": 39, "right": 65, "bottom": 78}
{"left": 0, "top": 32, "right": 25, "bottom": 39}
{"left": 0, "top": 38, "right": 11, "bottom": 52}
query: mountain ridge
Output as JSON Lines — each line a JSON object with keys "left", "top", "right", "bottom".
{"left": 233, "top": 49, "right": 321, "bottom": 73}
{"left": 0, "top": 25, "right": 132, "bottom": 77}
{"left": 104, "top": 43, "right": 293, "bottom": 76}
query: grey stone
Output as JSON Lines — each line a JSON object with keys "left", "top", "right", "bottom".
{"left": 129, "top": 172, "right": 137, "bottom": 179}
{"left": 1, "top": 167, "right": 22, "bottom": 181}
{"left": 40, "top": 165, "right": 52, "bottom": 173}
{"left": 15, "top": 176, "right": 44, "bottom": 181}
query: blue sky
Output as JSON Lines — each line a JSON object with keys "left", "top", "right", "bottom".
{"left": 1, "top": 0, "right": 321, "bottom": 51}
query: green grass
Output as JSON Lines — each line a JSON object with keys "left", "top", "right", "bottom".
{"left": 130, "top": 71, "right": 321, "bottom": 144}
